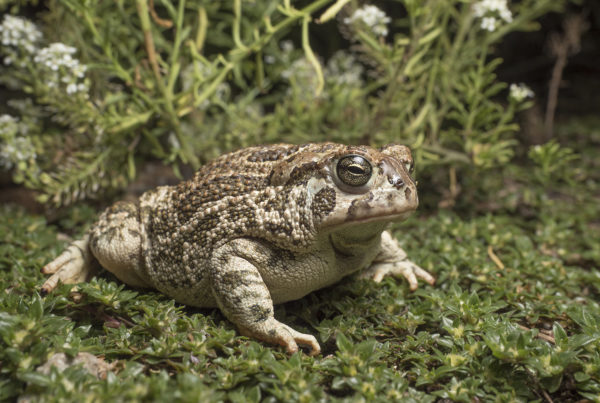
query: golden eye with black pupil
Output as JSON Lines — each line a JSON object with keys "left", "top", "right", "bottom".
{"left": 337, "top": 155, "right": 372, "bottom": 187}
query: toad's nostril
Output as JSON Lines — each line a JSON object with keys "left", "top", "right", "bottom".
{"left": 387, "top": 174, "right": 406, "bottom": 189}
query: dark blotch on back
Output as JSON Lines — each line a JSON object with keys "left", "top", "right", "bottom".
{"left": 246, "top": 145, "right": 301, "bottom": 163}
{"left": 288, "top": 161, "right": 319, "bottom": 185}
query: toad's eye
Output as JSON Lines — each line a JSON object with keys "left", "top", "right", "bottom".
{"left": 405, "top": 161, "right": 414, "bottom": 174}
{"left": 336, "top": 155, "right": 372, "bottom": 187}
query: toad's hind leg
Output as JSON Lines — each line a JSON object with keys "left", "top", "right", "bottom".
{"left": 41, "top": 201, "right": 150, "bottom": 294}
{"left": 210, "top": 242, "right": 321, "bottom": 356}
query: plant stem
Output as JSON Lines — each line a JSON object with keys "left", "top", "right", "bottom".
{"left": 136, "top": 0, "right": 199, "bottom": 168}
{"left": 177, "top": 0, "right": 333, "bottom": 113}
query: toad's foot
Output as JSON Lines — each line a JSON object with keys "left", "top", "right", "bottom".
{"left": 41, "top": 238, "right": 95, "bottom": 295}
{"left": 359, "top": 260, "right": 435, "bottom": 291}
{"left": 362, "top": 231, "right": 435, "bottom": 291}
{"left": 239, "top": 318, "right": 321, "bottom": 356}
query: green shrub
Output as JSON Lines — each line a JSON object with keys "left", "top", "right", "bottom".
{"left": 0, "top": 0, "right": 566, "bottom": 205}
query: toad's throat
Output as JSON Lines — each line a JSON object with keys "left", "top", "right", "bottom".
{"left": 329, "top": 232, "right": 380, "bottom": 258}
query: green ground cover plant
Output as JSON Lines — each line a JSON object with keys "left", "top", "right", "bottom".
{"left": 1, "top": 119, "right": 599, "bottom": 400}
{"left": 1, "top": 0, "right": 599, "bottom": 401}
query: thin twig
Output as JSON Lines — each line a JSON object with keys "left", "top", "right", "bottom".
{"left": 149, "top": 0, "right": 173, "bottom": 28}
{"left": 544, "top": 14, "right": 587, "bottom": 140}
{"left": 136, "top": 0, "right": 162, "bottom": 83}
{"left": 487, "top": 245, "right": 505, "bottom": 270}
{"left": 541, "top": 388, "right": 554, "bottom": 403}
{"left": 518, "top": 324, "right": 556, "bottom": 344}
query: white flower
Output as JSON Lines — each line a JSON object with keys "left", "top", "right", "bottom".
{"left": 344, "top": 5, "right": 391, "bottom": 37}
{"left": 0, "top": 15, "right": 42, "bottom": 55}
{"left": 0, "top": 114, "right": 18, "bottom": 127}
{"left": 0, "top": 114, "right": 36, "bottom": 168}
{"left": 280, "top": 40, "right": 294, "bottom": 53}
{"left": 66, "top": 83, "right": 78, "bottom": 94}
{"left": 480, "top": 17, "right": 497, "bottom": 31}
{"left": 167, "top": 132, "right": 180, "bottom": 150}
{"left": 509, "top": 83, "right": 534, "bottom": 102}
{"left": 498, "top": 8, "right": 513, "bottom": 23}
{"left": 34, "top": 43, "right": 78, "bottom": 70}
{"left": 33, "top": 42, "right": 89, "bottom": 95}
{"left": 0, "top": 15, "right": 42, "bottom": 66}
{"left": 325, "top": 51, "right": 363, "bottom": 86}
{"left": 282, "top": 57, "right": 315, "bottom": 81}
{"left": 473, "top": 0, "right": 513, "bottom": 29}
{"left": 282, "top": 51, "right": 364, "bottom": 101}
{"left": 281, "top": 57, "right": 324, "bottom": 101}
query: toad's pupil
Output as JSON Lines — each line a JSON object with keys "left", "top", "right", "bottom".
{"left": 337, "top": 155, "right": 372, "bottom": 187}
{"left": 348, "top": 165, "right": 364, "bottom": 174}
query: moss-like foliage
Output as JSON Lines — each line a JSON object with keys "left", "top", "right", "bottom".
{"left": 2, "top": 118, "right": 599, "bottom": 401}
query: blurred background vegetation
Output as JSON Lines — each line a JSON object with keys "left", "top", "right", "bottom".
{"left": 0, "top": 0, "right": 595, "bottom": 210}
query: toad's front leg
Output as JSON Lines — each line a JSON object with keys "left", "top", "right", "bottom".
{"left": 359, "top": 230, "right": 435, "bottom": 290}
{"left": 209, "top": 242, "right": 321, "bottom": 356}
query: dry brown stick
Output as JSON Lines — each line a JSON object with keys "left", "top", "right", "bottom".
{"left": 517, "top": 324, "right": 555, "bottom": 344}
{"left": 544, "top": 14, "right": 588, "bottom": 141}
{"left": 541, "top": 388, "right": 554, "bottom": 403}
{"left": 136, "top": 0, "right": 162, "bottom": 83}
{"left": 149, "top": 0, "right": 173, "bottom": 28}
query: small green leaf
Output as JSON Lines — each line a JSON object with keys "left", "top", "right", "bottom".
{"left": 335, "top": 333, "right": 353, "bottom": 352}
{"left": 18, "top": 372, "right": 51, "bottom": 387}
{"left": 30, "top": 294, "right": 44, "bottom": 321}
{"left": 418, "top": 27, "right": 442, "bottom": 45}
{"left": 552, "top": 322, "right": 568, "bottom": 346}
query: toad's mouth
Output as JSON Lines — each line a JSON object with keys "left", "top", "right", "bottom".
{"left": 322, "top": 209, "right": 416, "bottom": 233}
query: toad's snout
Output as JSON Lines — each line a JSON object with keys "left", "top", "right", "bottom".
{"left": 388, "top": 174, "right": 405, "bottom": 190}
{"left": 382, "top": 157, "right": 414, "bottom": 190}
{"left": 390, "top": 173, "right": 417, "bottom": 206}
{"left": 382, "top": 158, "right": 418, "bottom": 210}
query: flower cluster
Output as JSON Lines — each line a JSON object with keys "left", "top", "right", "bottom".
{"left": 33, "top": 43, "right": 88, "bottom": 95}
{"left": 281, "top": 57, "right": 320, "bottom": 100}
{"left": 282, "top": 51, "right": 364, "bottom": 101}
{"left": 344, "top": 5, "right": 391, "bottom": 37}
{"left": 325, "top": 51, "right": 363, "bottom": 87}
{"left": 280, "top": 40, "right": 294, "bottom": 54}
{"left": 1, "top": 15, "right": 89, "bottom": 96}
{"left": 0, "top": 115, "right": 37, "bottom": 169}
{"left": 180, "top": 61, "right": 230, "bottom": 109}
{"left": 473, "top": 0, "right": 513, "bottom": 32}
{"left": 0, "top": 15, "right": 42, "bottom": 65}
{"left": 509, "top": 83, "right": 534, "bottom": 102}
